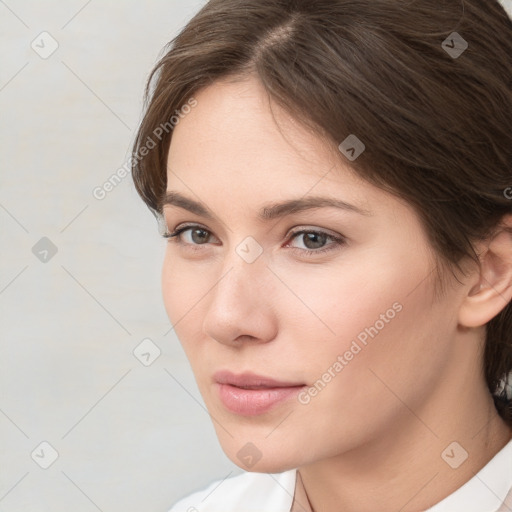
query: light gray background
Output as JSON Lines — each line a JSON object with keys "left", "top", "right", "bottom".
{"left": 1, "top": 1, "right": 511, "bottom": 511}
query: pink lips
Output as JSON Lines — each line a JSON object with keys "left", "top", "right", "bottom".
{"left": 213, "top": 370, "right": 306, "bottom": 416}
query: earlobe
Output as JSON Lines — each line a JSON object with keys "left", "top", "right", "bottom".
{"left": 458, "top": 215, "right": 512, "bottom": 328}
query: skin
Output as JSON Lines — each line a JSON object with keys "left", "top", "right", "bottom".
{"left": 161, "top": 74, "right": 512, "bottom": 512}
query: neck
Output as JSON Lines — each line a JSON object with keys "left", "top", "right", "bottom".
{"left": 296, "top": 344, "right": 512, "bottom": 512}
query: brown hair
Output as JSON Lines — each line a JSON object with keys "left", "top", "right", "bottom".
{"left": 131, "top": 0, "right": 512, "bottom": 425}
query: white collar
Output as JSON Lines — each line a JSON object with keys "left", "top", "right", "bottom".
{"left": 424, "top": 436, "right": 512, "bottom": 512}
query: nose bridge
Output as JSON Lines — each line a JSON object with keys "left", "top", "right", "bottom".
{"left": 202, "top": 239, "right": 277, "bottom": 343}
{"left": 214, "top": 237, "right": 269, "bottom": 306}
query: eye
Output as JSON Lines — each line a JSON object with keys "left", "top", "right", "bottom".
{"left": 163, "top": 223, "right": 346, "bottom": 257}
{"left": 286, "top": 229, "right": 346, "bottom": 257}
{"left": 163, "top": 223, "right": 218, "bottom": 246}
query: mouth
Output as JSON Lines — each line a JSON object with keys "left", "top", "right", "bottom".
{"left": 213, "top": 370, "right": 307, "bottom": 416}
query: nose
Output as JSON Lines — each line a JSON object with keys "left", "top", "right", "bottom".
{"left": 202, "top": 249, "right": 278, "bottom": 347}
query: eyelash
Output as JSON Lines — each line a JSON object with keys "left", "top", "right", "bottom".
{"left": 162, "top": 223, "right": 346, "bottom": 257}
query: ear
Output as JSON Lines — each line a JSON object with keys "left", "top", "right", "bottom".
{"left": 458, "top": 214, "right": 512, "bottom": 328}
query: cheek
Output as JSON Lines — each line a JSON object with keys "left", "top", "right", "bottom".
{"left": 296, "top": 264, "right": 452, "bottom": 435}
{"left": 161, "top": 253, "right": 181, "bottom": 325}
{"left": 273, "top": 250, "right": 420, "bottom": 355}
{"left": 161, "top": 252, "right": 205, "bottom": 346}
{"left": 285, "top": 246, "right": 441, "bottom": 391}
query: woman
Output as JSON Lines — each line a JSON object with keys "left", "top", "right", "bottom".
{"left": 131, "top": 0, "right": 512, "bottom": 510}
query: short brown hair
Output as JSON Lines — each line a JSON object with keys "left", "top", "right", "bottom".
{"left": 131, "top": 0, "right": 512, "bottom": 424}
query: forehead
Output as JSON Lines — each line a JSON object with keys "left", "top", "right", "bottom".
{"left": 166, "top": 77, "right": 372, "bottom": 207}
{"left": 168, "top": 77, "right": 326, "bottom": 166}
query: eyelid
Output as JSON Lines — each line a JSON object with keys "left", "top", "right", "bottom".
{"left": 165, "top": 222, "right": 342, "bottom": 241}
{"left": 288, "top": 225, "right": 343, "bottom": 239}
{"left": 165, "top": 221, "right": 218, "bottom": 240}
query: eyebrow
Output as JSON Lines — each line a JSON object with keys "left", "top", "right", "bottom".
{"left": 162, "top": 191, "right": 372, "bottom": 221}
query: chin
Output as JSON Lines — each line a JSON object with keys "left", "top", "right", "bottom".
{"left": 217, "top": 433, "right": 304, "bottom": 473}
{"left": 229, "top": 452, "right": 299, "bottom": 474}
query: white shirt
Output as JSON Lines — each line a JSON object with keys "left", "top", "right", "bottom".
{"left": 169, "top": 437, "right": 512, "bottom": 512}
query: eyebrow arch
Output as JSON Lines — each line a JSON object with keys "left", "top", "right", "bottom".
{"left": 162, "top": 191, "right": 372, "bottom": 221}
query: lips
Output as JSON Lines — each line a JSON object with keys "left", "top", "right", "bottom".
{"left": 213, "top": 370, "right": 306, "bottom": 416}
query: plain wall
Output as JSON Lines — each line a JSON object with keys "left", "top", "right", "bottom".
{"left": 1, "top": 1, "right": 511, "bottom": 511}
{"left": 0, "top": 2, "right": 243, "bottom": 511}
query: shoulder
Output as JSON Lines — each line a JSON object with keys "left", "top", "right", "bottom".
{"left": 168, "top": 469, "right": 297, "bottom": 512}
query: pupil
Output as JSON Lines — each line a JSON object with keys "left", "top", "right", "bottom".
{"left": 304, "top": 232, "right": 326, "bottom": 249}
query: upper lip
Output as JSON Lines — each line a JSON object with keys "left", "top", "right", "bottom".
{"left": 213, "top": 370, "right": 305, "bottom": 389}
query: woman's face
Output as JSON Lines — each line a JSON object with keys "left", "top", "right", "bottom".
{"left": 162, "top": 75, "right": 467, "bottom": 472}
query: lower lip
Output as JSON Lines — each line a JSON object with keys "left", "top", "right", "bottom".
{"left": 216, "top": 383, "right": 306, "bottom": 416}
